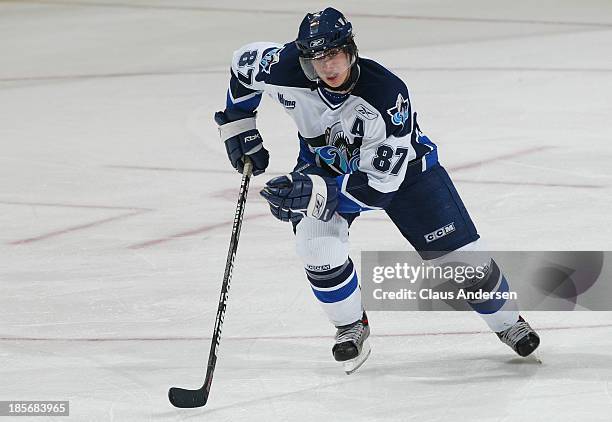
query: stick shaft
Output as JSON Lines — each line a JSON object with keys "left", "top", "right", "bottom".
{"left": 202, "top": 159, "right": 253, "bottom": 397}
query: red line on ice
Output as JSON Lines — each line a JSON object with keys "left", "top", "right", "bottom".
{"left": 109, "top": 146, "right": 552, "bottom": 176}
{"left": 453, "top": 179, "right": 603, "bottom": 189}
{"left": 124, "top": 145, "right": 565, "bottom": 249}
{"left": 106, "top": 164, "right": 286, "bottom": 176}
{"left": 448, "top": 146, "right": 553, "bottom": 172}
{"left": 1, "top": 323, "right": 610, "bottom": 342}
{"left": 127, "top": 212, "right": 271, "bottom": 250}
{"left": 9, "top": 210, "right": 148, "bottom": 245}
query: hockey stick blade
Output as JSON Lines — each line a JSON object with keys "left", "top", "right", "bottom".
{"left": 168, "top": 386, "right": 207, "bottom": 408}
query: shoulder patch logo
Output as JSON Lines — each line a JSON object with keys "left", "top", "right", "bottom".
{"left": 259, "top": 46, "right": 284, "bottom": 75}
{"left": 354, "top": 104, "right": 378, "bottom": 120}
{"left": 387, "top": 93, "right": 411, "bottom": 126}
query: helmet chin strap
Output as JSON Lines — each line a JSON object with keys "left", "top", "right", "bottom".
{"left": 319, "top": 60, "right": 360, "bottom": 94}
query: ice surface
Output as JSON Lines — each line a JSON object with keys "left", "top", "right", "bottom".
{"left": 1, "top": 1, "right": 612, "bottom": 421}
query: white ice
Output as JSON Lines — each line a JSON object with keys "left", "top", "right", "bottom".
{"left": 1, "top": 1, "right": 612, "bottom": 421}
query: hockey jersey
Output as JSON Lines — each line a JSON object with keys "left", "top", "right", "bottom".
{"left": 225, "top": 41, "right": 438, "bottom": 213}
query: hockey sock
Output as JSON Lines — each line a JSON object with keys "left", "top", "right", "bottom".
{"left": 306, "top": 258, "right": 363, "bottom": 326}
{"left": 463, "top": 258, "right": 519, "bottom": 332}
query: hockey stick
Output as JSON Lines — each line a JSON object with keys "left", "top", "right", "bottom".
{"left": 168, "top": 159, "right": 253, "bottom": 408}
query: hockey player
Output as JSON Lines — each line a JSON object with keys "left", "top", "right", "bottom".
{"left": 215, "top": 7, "right": 540, "bottom": 373}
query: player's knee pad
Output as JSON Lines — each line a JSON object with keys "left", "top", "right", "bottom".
{"left": 425, "top": 240, "right": 518, "bottom": 330}
{"left": 424, "top": 240, "right": 495, "bottom": 295}
{"left": 428, "top": 239, "right": 513, "bottom": 314}
{"left": 439, "top": 239, "right": 492, "bottom": 289}
{"left": 295, "top": 214, "right": 349, "bottom": 271}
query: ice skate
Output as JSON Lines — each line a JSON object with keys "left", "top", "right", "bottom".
{"left": 496, "top": 315, "right": 540, "bottom": 358}
{"left": 332, "top": 312, "right": 371, "bottom": 374}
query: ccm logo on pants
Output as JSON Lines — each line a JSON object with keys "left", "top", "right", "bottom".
{"left": 424, "top": 223, "right": 456, "bottom": 243}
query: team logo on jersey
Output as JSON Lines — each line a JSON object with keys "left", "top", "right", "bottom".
{"left": 387, "top": 93, "right": 411, "bottom": 126}
{"left": 314, "top": 121, "right": 360, "bottom": 175}
{"left": 277, "top": 93, "right": 296, "bottom": 109}
{"left": 259, "top": 46, "right": 283, "bottom": 75}
{"left": 355, "top": 104, "right": 378, "bottom": 120}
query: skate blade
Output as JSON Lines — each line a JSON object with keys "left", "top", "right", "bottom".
{"left": 343, "top": 340, "right": 371, "bottom": 375}
{"left": 529, "top": 350, "right": 543, "bottom": 364}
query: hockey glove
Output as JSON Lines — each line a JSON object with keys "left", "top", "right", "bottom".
{"left": 260, "top": 172, "right": 338, "bottom": 223}
{"left": 214, "top": 109, "right": 269, "bottom": 176}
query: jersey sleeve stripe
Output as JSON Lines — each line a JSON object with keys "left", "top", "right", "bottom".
{"left": 228, "top": 70, "right": 262, "bottom": 103}
{"left": 226, "top": 90, "right": 262, "bottom": 117}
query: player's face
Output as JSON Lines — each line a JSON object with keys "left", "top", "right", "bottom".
{"left": 312, "top": 48, "right": 351, "bottom": 88}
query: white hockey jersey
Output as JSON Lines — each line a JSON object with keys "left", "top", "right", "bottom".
{"left": 225, "top": 41, "right": 438, "bottom": 212}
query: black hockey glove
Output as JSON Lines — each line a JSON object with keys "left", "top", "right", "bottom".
{"left": 214, "top": 109, "right": 269, "bottom": 176}
{"left": 260, "top": 172, "right": 339, "bottom": 223}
